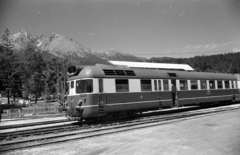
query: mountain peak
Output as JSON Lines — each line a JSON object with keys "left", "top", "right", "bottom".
{"left": 19, "top": 29, "right": 31, "bottom": 39}
{"left": 49, "top": 32, "right": 59, "bottom": 37}
{"left": 20, "top": 29, "right": 27, "bottom": 34}
{"left": 11, "top": 29, "right": 32, "bottom": 41}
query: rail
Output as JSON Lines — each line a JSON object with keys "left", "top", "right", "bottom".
{"left": 0, "top": 103, "right": 240, "bottom": 153}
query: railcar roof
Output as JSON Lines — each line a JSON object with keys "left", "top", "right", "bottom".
{"left": 109, "top": 60, "right": 194, "bottom": 71}
{"left": 68, "top": 65, "right": 236, "bottom": 81}
{"left": 234, "top": 74, "right": 240, "bottom": 80}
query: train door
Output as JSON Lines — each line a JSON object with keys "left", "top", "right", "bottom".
{"left": 67, "top": 81, "right": 75, "bottom": 108}
{"left": 171, "top": 79, "right": 178, "bottom": 107}
{"left": 154, "top": 79, "right": 163, "bottom": 108}
{"left": 98, "top": 79, "right": 106, "bottom": 116}
{"left": 158, "top": 80, "right": 163, "bottom": 108}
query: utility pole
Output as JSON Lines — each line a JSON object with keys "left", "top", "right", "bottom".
{"left": 57, "top": 64, "right": 60, "bottom": 103}
{"left": 7, "top": 70, "right": 11, "bottom": 104}
{"left": 63, "top": 63, "right": 66, "bottom": 95}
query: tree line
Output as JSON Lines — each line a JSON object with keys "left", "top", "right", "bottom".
{"left": 0, "top": 29, "right": 71, "bottom": 105}
{"left": 149, "top": 52, "right": 240, "bottom": 74}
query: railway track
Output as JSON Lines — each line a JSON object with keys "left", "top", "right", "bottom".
{"left": 0, "top": 106, "right": 199, "bottom": 141}
{"left": 1, "top": 103, "right": 240, "bottom": 153}
{"left": 0, "top": 118, "right": 72, "bottom": 130}
{"left": 0, "top": 122, "right": 80, "bottom": 141}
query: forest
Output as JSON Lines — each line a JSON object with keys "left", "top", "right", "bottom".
{"left": 148, "top": 52, "right": 240, "bottom": 74}
{"left": 0, "top": 28, "right": 240, "bottom": 105}
{"left": 149, "top": 52, "right": 240, "bottom": 74}
{"left": 0, "top": 29, "right": 71, "bottom": 104}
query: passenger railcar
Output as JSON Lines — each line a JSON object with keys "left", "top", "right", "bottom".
{"left": 65, "top": 64, "right": 240, "bottom": 121}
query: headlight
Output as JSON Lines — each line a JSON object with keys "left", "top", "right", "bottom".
{"left": 78, "top": 100, "right": 83, "bottom": 106}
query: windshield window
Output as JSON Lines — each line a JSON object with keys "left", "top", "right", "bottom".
{"left": 66, "top": 82, "right": 69, "bottom": 95}
{"left": 71, "top": 81, "right": 74, "bottom": 88}
{"left": 76, "top": 79, "right": 93, "bottom": 93}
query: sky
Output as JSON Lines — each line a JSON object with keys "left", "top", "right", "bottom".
{"left": 0, "top": 0, "right": 239, "bottom": 58}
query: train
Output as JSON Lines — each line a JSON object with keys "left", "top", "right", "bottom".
{"left": 64, "top": 63, "right": 240, "bottom": 121}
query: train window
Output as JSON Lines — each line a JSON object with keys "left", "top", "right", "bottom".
{"left": 116, "top": 79, "right": 129, "bottom": 92}
{"left": 190, "top": 80, "right": 198, "bottom": 90}
{"left": 232, "top": 81, "right": 236, "bottom": 89}
{"left": 141, "top": 80, "right": 152, "bottom": 91}
{"left": 154, "top": 80, "right": 157, "bottom": 91}
{"left": 225, "top": 81, "right": 230, "bottom": 89}
{"left": 168, "top": 73, "right": 178, "bottom": 77}
{"left": 200, "top": 80, "right": 207, "bottom": 89}
{"left": 180, "top": 80, "right": 188, "bottom": 90}
{"left": 99, "top": 79, "right": 103, "bottom": 93}
{"left": 158, "top": 80, "right": 162, "bottom": 91}
{"left": 163, "top": 80, "right": 169, "bottom": 91}
{"left": 217, "top": 81, "right": 223, "bottom": 89}
{"left": 209, "top": 80, "right": 215, "bottom": 89}
{"left": 76, "top": 79, "right": 93, "bottom": 93}
{"left": 71, "top": 81, "right": 74, "bottom": 88}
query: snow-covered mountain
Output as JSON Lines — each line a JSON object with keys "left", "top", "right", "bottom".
{"left": 37, "top": 32, "right": 93, "bottom": 58}
{"left": 93, "top": 49, "right": 145, "bottom": 62}
{"left": 10, "top": 29, "right": 38, "bottom": 50}
{"left": 8, "top": 29, "right": 144, "bottom": 64}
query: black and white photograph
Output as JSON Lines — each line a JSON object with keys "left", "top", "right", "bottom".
{"left": 0, "top": 0, "right": 240, "bottom": 154}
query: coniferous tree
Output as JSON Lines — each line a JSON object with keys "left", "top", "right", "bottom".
{"left": 0, "top": 29, "right": 20, "bottom": 103}
{"left": 44, "top": 58, "right": 58, "bottom": 101}
{"left": 46, "top": 56, "right": 70, "bottom": 105}
{"left": 21, "top": 40, "right": 47, "bottom": 103}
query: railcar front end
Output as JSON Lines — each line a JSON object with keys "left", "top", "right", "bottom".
{"left": 66, "top": 78, "right": 100, "bottom": 119}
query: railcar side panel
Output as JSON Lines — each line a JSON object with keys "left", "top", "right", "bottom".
{"left": 104, "top": 92, "right": 161, "bottom": 112}
{"left": 207, "top": 89, "right": 234, "bottom": 102}
{"left": 178, "top": 89, "right": 234, "bottom": 105}
{"left": 178, "top": 90, "right": 209, "bottom": 105}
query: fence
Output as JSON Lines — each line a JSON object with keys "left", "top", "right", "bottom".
{"left": 2, "top": 106, "right": 64, "bottom": 118}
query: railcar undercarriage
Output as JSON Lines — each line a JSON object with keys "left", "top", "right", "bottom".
{"left": 65, "top": 108, "right": 83, "bottom": 121}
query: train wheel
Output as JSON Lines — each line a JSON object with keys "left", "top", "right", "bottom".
{"left": 127, "top": 111, "right": 137, "bottom": 118}
{"left": 65, "top": 110, "right": 78, "bottom": 121}
{"left": 65, "top": 111, "right": 72, "bottom": 120}
{"left": 99, "top": 113, "right": 115, "bottom": 122}
{"left": 200, "top": 102, "right": 211, "bottom": 108}
{"left": 76, "top": 117, "right": 83, "bottom": 121}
